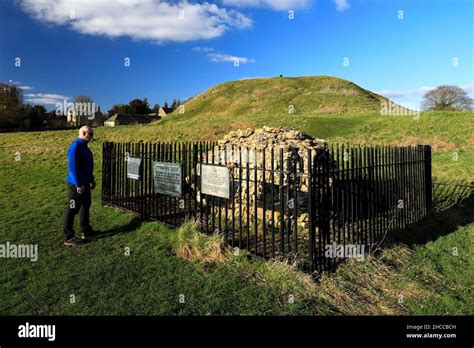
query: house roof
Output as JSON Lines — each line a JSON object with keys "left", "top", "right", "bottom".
{"left": 160, "top": 107, "right": 175, "bottom": 114}
{"left": 104, "top": 113, "right": 152, "bottom": 123}
{"left": 104, "top": 115, "right": 118, "bottom": 122}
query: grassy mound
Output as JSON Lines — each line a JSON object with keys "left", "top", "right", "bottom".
{"left": 176, "top": 76, "right": 388, "bottom": 118}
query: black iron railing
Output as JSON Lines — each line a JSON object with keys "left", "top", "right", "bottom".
{"left": 102, "top": 141, "right": 432, "bottom": 274}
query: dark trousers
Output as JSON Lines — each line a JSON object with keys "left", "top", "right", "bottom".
{"left": 63, "top": 184, "right": 92, "bottom": 240}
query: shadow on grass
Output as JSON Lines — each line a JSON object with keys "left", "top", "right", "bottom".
{"left": 387, "top": 180, "right": 474, "bottom": 246}
{"left": 95, "top": 216, "right": 143, "bottom": 239}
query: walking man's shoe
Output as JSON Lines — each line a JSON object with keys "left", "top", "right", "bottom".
{"left": 64, "top": 237, "right": 84, "bottom": 246}
{"left": 81, "top": 229, "right": 100, "bottom": 240}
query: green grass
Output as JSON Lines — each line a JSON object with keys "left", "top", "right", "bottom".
{"left": 0, "top": 105, "right": 473, "bottom": 315}
{"left": 0, "top": 144, "right": 322, "bottom": 315}
{"left": 177, "top": 76, "right": 388, "bottom": 117}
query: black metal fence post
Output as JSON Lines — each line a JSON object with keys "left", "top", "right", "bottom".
{"left": 423, "top": 145, "right": 432, "bottom": 210}
{"left": 101, "top": 142, "right": 110, "bottom": 204}
{"left": 307, "top": 149, "right": 315, "bottom": 273}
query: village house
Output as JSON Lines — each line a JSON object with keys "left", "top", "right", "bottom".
{"left": 89, "top": 106, "right": 105, "bottom": 127}
{"left": 67, "top": 106, "right": 105, "bottom": 127}
{"left": 66, "top": 109, "right": 88, "bottom": 127}
{"left": 104, "top": 113, "right": 160, "bottom": 127}
{"left": 158, "top": 107, "right": 175, "bottom": 118}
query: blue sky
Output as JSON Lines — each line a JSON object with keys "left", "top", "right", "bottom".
{"left": 0, "top": 0, "right": 473, "bottom": 112}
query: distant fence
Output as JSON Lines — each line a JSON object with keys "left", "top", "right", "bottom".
{"left": 102, "top": 141, "right": 432, "bottom": 274}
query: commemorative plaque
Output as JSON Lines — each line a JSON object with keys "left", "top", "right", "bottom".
{"left": 153, "top": 162, "right": 182, "bottom": 197}
{"left": 126, "top": 157, "right": 142, "bottom": 180}
{"left": 201, "top": 164, "right": 230, "bottom": 199}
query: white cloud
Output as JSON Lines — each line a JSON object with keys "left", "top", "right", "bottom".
{"left": 193, "top": 46, "right": 255, "bottom": 64}
{"left": 377, "top": 84, "right": 474, "bottom": 99}
{"left": 333, "top": 0, "right": 350, "bottom": 12}
{"left": 18, "top": 0, "right": 252, "bottom": 43}
{"left": 223, "top": 0, "right": 311, "bottom": 11}
{"left": 207, "top": 53, "right": 255, "bottom": 64}
{"left": 24, "top": 93, "right": 70, "bottom": 105}
{"left": 10, "top": 82, "right": 34, "bottom": 90}
{"left": 17, "top": 85, "right": 34, "bottom": 91}
{"left": 377, "top": 86, "right": 435, "bottom": 99}
{"left": 193, "top": 46, "right": 215, "bottom": 52}
{"left": 9, "top": 83, "right": 67, "bottom": 105}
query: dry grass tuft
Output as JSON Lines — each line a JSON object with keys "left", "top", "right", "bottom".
{"left": 430, "top": 139, "right": 458, "bottom": 151}
{"left": 263, "top": 259, "right": 318, "bottom": 295}
{"left": 175, "top": 222, "right": 225, "bottom": 264}
{"left": 317, "top": 246, "right": 433, "bottom": 315}
{"left": 466, "top": 134, "right": 474, "bottom": 150}
{"left": 391, "top": 136, "right": 457, "bottom": 151}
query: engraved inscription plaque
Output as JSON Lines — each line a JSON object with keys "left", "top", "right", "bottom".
{"left": 127, "top": 157, "right": 142, "bottom": 180}
{"left": 153, "top": 162, "right": 182, "bottom": 197}
{"left": 201, "top": 164, "right": 230, "bottom": 199}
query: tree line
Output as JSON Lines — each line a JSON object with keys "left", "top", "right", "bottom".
{"left": 0, "top": 82, "right": 184, "bottom": 130}
{"left": 106, "top": 98, "right": 182, "bottom": 117}
{"left": 0, "top": 81, "right": 471, "bottom": 131}
{"left": 0, "top": 83, "right": 49, "bottom": 129}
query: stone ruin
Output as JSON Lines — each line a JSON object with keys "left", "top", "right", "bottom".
{"left": 190, "top": 127, "right": 329, "bottom": 229}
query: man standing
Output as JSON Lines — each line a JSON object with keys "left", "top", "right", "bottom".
{"left": 63, "top": 126, "right": 97, "bottom": 245}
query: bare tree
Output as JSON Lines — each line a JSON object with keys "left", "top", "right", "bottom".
{"left": 422, "top": 85, "right": 473, "bottom": 111}
{"left": 74, "top": 95, "right": 92, "bottom": 103}
{"left": 73, "top": 95, "right": 94, "bottom": 117}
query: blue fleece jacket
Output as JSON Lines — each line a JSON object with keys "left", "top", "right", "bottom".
{"left": 66, "top": 138, "right": 94, "bottom": 187}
